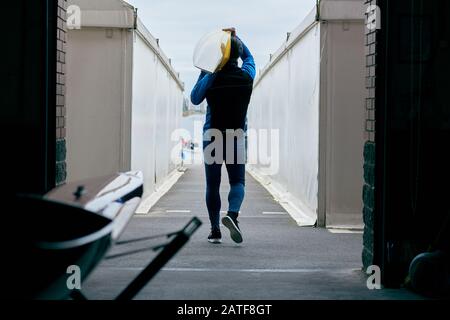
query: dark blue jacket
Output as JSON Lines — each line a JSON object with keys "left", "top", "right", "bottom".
{"left": 190, "top": 38, "right": 256, "bottom": 132}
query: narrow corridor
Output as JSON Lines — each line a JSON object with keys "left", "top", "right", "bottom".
{"left": 83, "top": 165, "right": 420, "bottom": 299}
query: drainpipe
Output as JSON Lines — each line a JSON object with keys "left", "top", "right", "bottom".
{"left": 316, "top": 0, "right": 321, "bottom": 21}
{"left": 133, "top": 8, "right": 138, "bottom": 30}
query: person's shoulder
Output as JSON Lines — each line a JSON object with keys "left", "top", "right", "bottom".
{"left": 239, "top": 69, "right": 254, "bottom": 83}
{"left": 211, "top": 68, "right": 252, "bottom": 86}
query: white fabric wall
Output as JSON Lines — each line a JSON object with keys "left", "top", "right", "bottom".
{"left": 131, "top": 33, "right": 183, "bottom": 196}
{"left": 248, "top": 12, "right": 365, "bottom": 228}
{"left": 248, "top": 23, "right": 321, "bottom": 224}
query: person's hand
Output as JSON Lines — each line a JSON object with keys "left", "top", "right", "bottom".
{"left": 223, "top": 27, "right": 236, "bottom": 37}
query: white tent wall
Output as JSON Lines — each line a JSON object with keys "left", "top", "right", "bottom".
{"left": 66, "top": 0, "right": 184, "bottom": 201}
{"left": 248, "top": 0, "right": 366, "bottom": 228}
{"left": 130, "top": 31, "right": 158, "bottom": 193}
{"left": 248, "top": 13, "right": 321, "bottom": 227}
{"left": 131, "top": 22, "right": 184, "bottom": 197}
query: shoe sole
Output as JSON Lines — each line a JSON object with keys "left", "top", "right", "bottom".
{"left": 222, "top": 216, "right": 243, "bottom": 244}
{"left": 208, "top": 238, "right": 222, "bottom": 244}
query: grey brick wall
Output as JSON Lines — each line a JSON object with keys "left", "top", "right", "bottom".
{"left": 56, "top": 0, "right": 67, "bottom": 185}
{"left": 362, "top": 0, "right": 377, "bottom": 269}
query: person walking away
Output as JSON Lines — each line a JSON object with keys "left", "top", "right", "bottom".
{"left": 191, "top": 28, "right": 256, "bottom": 244}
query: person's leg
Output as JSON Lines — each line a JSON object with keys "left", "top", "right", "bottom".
{"left": 226, "top": 133, "right": 246, "bottom": 216}
{"left": 204, "top": 161, "right": 222, "bottom": 230}
{"left": 203, "top": 138, "right": 223, "bottom": 233}
{"left": 222, "top": 134, "right": 246, "bottom": 243}
{"left": 226, "top": 163, "right": 245, "bottom": 216}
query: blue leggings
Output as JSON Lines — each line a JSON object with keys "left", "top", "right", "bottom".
{"left": 203, "top": 136, "right": 246, "bottom": 229}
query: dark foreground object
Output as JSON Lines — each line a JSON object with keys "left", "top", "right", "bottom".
{"left": 1, "top": 172, "right": 201, "bottom": 300}
{"left": 409, "top": 251, "right": 450, "bottom": 298}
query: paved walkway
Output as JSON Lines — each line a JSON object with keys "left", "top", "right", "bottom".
{"left": 84, "top": 165, "right": 421, "bottom": 300}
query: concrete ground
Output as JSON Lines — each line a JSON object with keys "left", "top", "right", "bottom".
{"left": 83, "top": 165, "right": 422, "bottom": 300}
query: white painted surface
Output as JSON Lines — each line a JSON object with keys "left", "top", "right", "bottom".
{"left": 85, "top": 171, "right": 143, "bottom": 212}
{"left": 262, "top": 212, "right": 288, "bottom": 215}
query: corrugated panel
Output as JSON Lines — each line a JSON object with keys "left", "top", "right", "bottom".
{"left": 319, "top": 0, "right": 365, "bottom": 21}
{"left": 68, "top": 0, "right": 135, "bottom": 28}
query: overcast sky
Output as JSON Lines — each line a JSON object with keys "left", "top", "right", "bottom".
{"left": 126, "top": 0, "right": 317, "bottom": 94}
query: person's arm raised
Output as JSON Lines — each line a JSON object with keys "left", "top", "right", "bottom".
{"left": 237, "top": 36, "right": 256, "bottom": 80}
{"left": 190, "top": 71, "right": 216, "bottom": 105}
